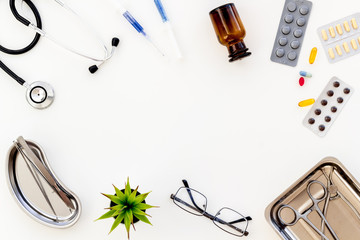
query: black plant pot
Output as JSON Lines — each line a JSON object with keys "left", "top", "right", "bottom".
{"left": 110, "top": 189, "right": 146, "bottom": 223}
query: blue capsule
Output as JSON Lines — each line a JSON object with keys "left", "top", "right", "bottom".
{"left": 300, "top": 71, "right": 312, "bottom": 78}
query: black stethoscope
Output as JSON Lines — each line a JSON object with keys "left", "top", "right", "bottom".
{"left": 1, "top": 0, "right": 120, "bottom": 109}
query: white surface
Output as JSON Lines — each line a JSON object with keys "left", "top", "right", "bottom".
{"left": 1, "top": 0, "right": 360, "bottom": 239}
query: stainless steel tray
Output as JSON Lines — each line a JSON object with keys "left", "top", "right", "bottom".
{"left": 6, "top": 137, "right": 81, "bottom": 228}
{"left": 265, "top": 157, "right": 360, "bottom": 240}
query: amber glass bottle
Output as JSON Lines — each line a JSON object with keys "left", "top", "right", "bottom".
{"left": 209, "top": 3, "right": 251, "bottom": 62}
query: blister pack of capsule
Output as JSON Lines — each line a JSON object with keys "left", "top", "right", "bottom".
{"left": 303, "top": 77, "right": 353, "bottom": 137}
{"left": 270, "top": 0, "right": 313, "bottom": 67}
{"left": 318, "top": 13, "right": 360, "bottom": 63}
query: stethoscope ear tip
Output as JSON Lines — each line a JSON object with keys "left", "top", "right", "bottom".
{"left": 112, "top": 38, "right": 120, "bottom": 47}
{"left": 88, "top": 37, "right": 119, "bottom": 74}
{"left": 89, "top": 65, "right": 99, "bottom": 74}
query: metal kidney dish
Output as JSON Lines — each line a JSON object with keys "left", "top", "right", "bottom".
{"left": 6, "top": 136, "right": 81, "bottom": 228}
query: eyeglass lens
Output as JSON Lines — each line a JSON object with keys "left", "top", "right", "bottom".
{"left": 173, "top": 187, "right": 207, "bottom": 216}
{"left": 214, "top": 207, "right": 249, "bottom": 237}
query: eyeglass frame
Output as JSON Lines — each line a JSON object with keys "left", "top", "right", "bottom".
{"left": 170, "top": 179, "right": 252, "bottom": 237}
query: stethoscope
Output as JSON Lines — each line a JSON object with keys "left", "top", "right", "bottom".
{"left": 1, "top": 0, "right": 120, "bottom": 109}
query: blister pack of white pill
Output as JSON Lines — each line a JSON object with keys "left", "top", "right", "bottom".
{"left": 317, "top": 13, "right": 360, "bottom": 63}
{"left": 303, "top": 77, "right": 353, "bottom": 137}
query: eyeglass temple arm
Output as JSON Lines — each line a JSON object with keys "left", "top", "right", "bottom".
{"left": 171, "top": 194, "right": 203, "bottom": 213}
{"left": 228, "top": 216, "right": 253, "bottom": 224}
{"left": 170, "top": 194, "right": 249, "bottom": 236}
{"left": 182, "top": 180, "right": 206, "bottom": 212}
{"left": 170, "top": 194, "right": 215, "bottom": 219}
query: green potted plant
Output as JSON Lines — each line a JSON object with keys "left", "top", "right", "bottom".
{"left": 96, "top": 178, "right": 156, "bottom": 239}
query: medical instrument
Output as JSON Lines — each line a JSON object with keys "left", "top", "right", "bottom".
{"left": 303, "top": 77, "right": 353, "bottom": 137}
{"left": 320, "top": 167, "right": 360, "bottom": 240}
{"left": 171, "top": 179, "right": 252, "bottom": 237}
{"left": 154, "top": 0, "right": 182, "bottom": 58}
{"left": 318, "top": 13, "right": 360, "bottom": 63}
{"left": 300, "top": 71, "right": 312, "bottom": 78}
{"left": 209, "top": 3, "right": 251, "bottom": 62}
{"left": 6, "top": 136, "right": 81, "bottom": 228}
{"left": 110, "top": 0, "right": 164, "bottom": 56}
{"left": 266, "top": 158, "right": 360, "bottom": 240}
{"left": 309, "top": 47, "right": 317, "bottom": 64}
{"left": 12, "top": 0, "right": 119, "bottom": 73}
{"left": 298, "top": 98, "right": 315, "bottom": 107}
{"left": 277, "top": 180, "right": 339, "bottom": 240}
{"left": 270, "top": 0, "right": 313, "bottom": 67}
{"left": 0, "top": 0, "right": 55, "bottom": 109}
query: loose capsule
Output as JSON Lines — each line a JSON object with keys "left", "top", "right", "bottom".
{"left": 351, "top": 39, "right": 358, "bottom": 50}
{"left": 358, "top": 37, "right": 360, "bottom": 45}
{"left": 298, "top": 98, "right": 315, "bottom": 107}
{"left": 321, "top": 29, "right": 328, "bottom": 41}
{"left": 329, "top": 26, "right": 336, "bottom": 38}
{"left": 336, "top": 24, "right": 343, "bottom": 35}
{"left": 309, "top": 47, "right": 317, "bottom": 64}
{"left": 344, "top": 21, "right": 351, "bottom": 32}
{"left": 351, "top": 18, "right": 358, "bottom": 29}
{"left": 328, "top": 48, "right": 335, "bottom": 59}
{"left": 300, "top": 71, "right": 312, "bottom": 78}
{"left": 343, "top": 42, "right": 350, "bottom": 53}
{"left": 335, "top": 45, "right": 342, "bottom": 56}
{"left": 299, "top": 77, "right": 305, "bottom": 86}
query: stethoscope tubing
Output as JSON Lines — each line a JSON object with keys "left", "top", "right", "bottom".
{"left": 24, "top": 0, "right": 116, "bottom": 63}
{"left": 0, "top": 0, "right": 43, "bottom": 87}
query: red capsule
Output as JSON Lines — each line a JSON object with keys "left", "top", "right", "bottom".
{"left": 299, "top": 77, "right": 305, "bottom": 86}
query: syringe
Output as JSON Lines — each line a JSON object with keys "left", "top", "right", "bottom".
{"left": 111, "top": 0, "right": 164, "bottom": 56}
{"left": 154, "top": 0, "right": 182, "bottom": 58}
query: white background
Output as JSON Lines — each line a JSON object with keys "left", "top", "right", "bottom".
{"left": 1, "top": 0, "right": 360, "bottom": 239}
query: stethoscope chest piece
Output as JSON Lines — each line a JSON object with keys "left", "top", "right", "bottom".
{"left": 26, "top": 81, "right": 54, "bottom": 109}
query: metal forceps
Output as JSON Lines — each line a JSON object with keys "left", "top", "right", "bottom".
{"left": 277, "top": 180, "right": 339, "bottom": 240}
{"left": 320, "top": 167, "right": 360, "bottom": 239}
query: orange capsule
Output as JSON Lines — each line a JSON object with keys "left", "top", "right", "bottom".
{"left": 298, "top": 98, "right": 315, "bottom": 107}
{"left": 309, "top": 47, "right": 317, "bottom": 64}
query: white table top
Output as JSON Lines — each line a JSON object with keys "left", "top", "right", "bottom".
{"left": 1, "top": 0, "right": 360, "bottom": 239}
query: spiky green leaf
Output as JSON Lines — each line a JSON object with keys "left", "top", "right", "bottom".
{"left": 133, "top": 191, "right": 151, "bottom": 205}
{"left": 124, "top": 211, "right": 131, "bottom": 239}
{"left": 95, "top": 210, "right": 117, "bottom": 221}
{"left": 109, "top": 212, "right": 125, "bottom": 234}
{"left": 125, "top": 177, "right": 131, "bottom": 195}
{"left": 133, "top": 213, "right": 152, "bottom": 225}
{"left": 102, "top": 193, "right": 122, "bottom": 205}
{"left": 108, "top": 204, "right": 126, "bottom": 211}
{"left": 134, "top": 203, "right": 155, "bottom": 210}
{"left": 111, "top": 211, "right": 120, "bottom": 218}
{"left": 127, "top": 186, "right": 139, "bottom": 204}
{"left": 128, "top": 209, "right": 133, "bottom": 223}
{"left": 132, "top": 208, "right": 147, "bottom": 216}
{"left": 113, "top": 184, "right": 126, "bottom": 203}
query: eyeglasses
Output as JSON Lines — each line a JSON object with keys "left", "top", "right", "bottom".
{"left": 170, "top": 180, "right": 252, "bottom": 237}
